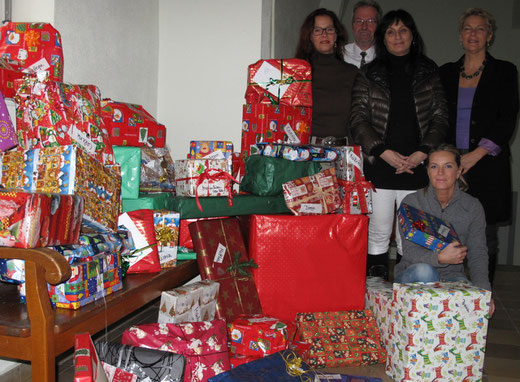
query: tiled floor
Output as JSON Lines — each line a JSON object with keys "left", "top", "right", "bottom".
{"left": 2, "top": 264, "right": 520, "bottom": 381}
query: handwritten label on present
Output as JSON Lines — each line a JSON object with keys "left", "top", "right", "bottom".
{"left": 252, "top": 61, "right": 290, "bottom": 99}
{"left": 347, "top": 149, "right": 362, "bottom": 171}
{"left": 214, "top": 243, "right": 226, "bottom": 264}
{"left": 69, "top": 125, "right": 96, "bottom": 156}
{"left": 300, "top": 203, "right": 323, "bottom": 214}
{"left": 284, "top": 123, "right": 301, "bottom": 144}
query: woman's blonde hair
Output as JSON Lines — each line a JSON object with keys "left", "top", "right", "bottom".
{"left": 425, "top": 144, "right": 468, "bottom": 191}
{"left": 459, "top": 8, "right": 496, "bottom": 46}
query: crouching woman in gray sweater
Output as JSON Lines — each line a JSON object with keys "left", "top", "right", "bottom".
{"left": 394, "top": 144, "right": 495, "bottom": 315}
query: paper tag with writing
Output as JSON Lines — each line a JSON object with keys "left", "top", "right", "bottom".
{"left": 198, "top": 180, "right": 227, "bottom": 196}
{"left": 203, "top": 150, "right": 226, "bottom": 160}
{"left": 438, "top": 224, "right": 450, "bottom": 238}
{"left": 69, "top": 125, "right": 96, "bottom": 155}
{"left": 252, "top": 61, "right": 290, "bottom": 99}
{"left": 213, "top": 243, "right": 226, "bottom": 264}
{"left": 284, "top": 123, "right": 301, "bottom": 144}
{"left": 192, "top": 302, "right": 202, "bottom": 321}
{"left": 249, "top": 317, "right": 277, "bottom": 323}
{"left": 23, "top": 57, "right": 50, "bottom": 74}
{"left": 300, "top": 203, "right": 323, "bottom": 214}
{"left": 347, "top": 149, "right": 362, "bottom": 171}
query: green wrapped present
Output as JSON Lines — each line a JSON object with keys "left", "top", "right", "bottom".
{"left": 122, "top": 193, "right": 169, "bottom": 212}
{"left": 177, "top": 252, "right": 197, "bottom": 260}
{"left": 114, "top": 146, "right": 142, "bottom": 199}
{"left": 165, "top": 194, "right": 290, "bottom": 219}
{"left": 240, "top": 155, "right": 321, "bottom": 196}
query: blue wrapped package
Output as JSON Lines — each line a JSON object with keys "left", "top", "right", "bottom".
{"left": 208, "top": 350, "right": 315, "bottom": 382}
{"left": 318, "top": 373, "right": 382, "bottom": 382}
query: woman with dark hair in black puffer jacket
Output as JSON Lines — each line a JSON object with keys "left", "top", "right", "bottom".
{"left": 350, "top": 9, "right": 448, "bottom": 279}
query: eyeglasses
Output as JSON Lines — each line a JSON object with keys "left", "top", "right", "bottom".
{"left": 353, "top": 18, "right": 377, "bottom": 26}
{"left": 312, "top": 27, "right": 336, "bottom": 36}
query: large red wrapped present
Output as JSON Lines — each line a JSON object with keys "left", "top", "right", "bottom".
{"left": 189, "top": 217, "right": 263, "bottom": 322}
{"left": 118, "top": 209, "right": 161, "bottom": 274}
{"left": 122, "top": 319, "right": 231, "bottom": 382}
{"left": 282, "top": 168, "right": 342, "bottom": 215}
{"left": 295, "top": 310, "right": 387, "bottom": 369}
{"left": 74, "top": 333, "right": 109, "bottom": 382}
{"left": 240, "top": 103, "right": 311, "bottom": 174}
{"left": 0, "top": 191, "right": 83, "bottom": 248}
{"left": 179, "top": 217, "right": 225, "bottom": 249}
{"left": 14, "top": 76, "right": 114, "bottom": 165}
{"left": 228, "top": 314, "right": 296, "bottom": 357}
{"left": 249, "top": 214, "right": 368, "bottom": 321}
{"left": 0, "top": 22, "right": 64, "bottom": 82}
{"left": 245, "top": 59, "right": 312, "bottom": 107}
{"left": 101, "top": 99, "right": 166, "bottom": 147}
{"left": 0, "top": 145, "right": 121, "bottom": 232}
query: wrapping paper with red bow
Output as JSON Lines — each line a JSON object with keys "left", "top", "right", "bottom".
{"left": 118, "top": 209, "right": 161, "bottom": 274}
{"left": 334, "top": 146, "right": 363, "bottom": 182}
{"left": 0, "top": 191, "right": 83, "bottom": 248}
{"left": 228, "top": 315, "right": 296, "bottom": 357}
{"left": 100, "top": 99, "right": 166, "bottom": 148}
{"left": 245, "top": 59, "right": 312, "bottom": 107}
{"left": 174, "top": 159, "right": 237, "bottom": 211}
{"left": 338, "top": 178, "right": 374, "bottom": 214}
{"left": 397, "top": 203, "right": 460, "bottom": 251}
{"left": 14, "top": 76, "right": 114, "bottom": 165}
{"left": 121, "top": 319, "right": 231, "bottom": 382}
{"left": 282, "top": 167, "right": 342, "bottom": 215}
{"left": 295, "top": 310, "right": 387, "bottom": 369}
{"left": 248, "top": 214, "right": 368, "bottom": 321}
{"left": 189, "top": 217, "right": 263, "bottom": 322}
{"left": 0, "top": 22, "right": 64, "bottom": 82}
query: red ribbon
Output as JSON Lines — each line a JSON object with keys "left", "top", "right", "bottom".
{"left": 338, "top": 177, "right": 375, "bottom": 214}
{"left": 195, "top": 168, "right": 239, "bottom": 212}
{"left": 412, "top": 220, "right": 427, "bottom": 231}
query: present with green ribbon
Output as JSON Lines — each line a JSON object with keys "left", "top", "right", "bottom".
{"left": 245, "top": 59, "right": 312, "bottom": 107}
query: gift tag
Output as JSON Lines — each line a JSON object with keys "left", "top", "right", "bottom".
{"left": 252, "top": 61, "right": 290, "bottom": 98}
{"left": 214, "top": 243, "right": 226, "bottom": 264}
{"left": 300, "top": 203, "right": 323, "bottom": 214}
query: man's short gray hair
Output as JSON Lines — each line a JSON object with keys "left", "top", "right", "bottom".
{"left": 352, "top": 0, "right": 383, "bottom": 23}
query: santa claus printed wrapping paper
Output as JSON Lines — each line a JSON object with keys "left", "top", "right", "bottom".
{"left": 245, "top": 59, "right": 312, "bottom": 107}
{"left": 122, "top": 319, "right": 230, "bottom": 382}
{"left": 295, "top": 310, "right": 387, "bottom": 369}
{"left": 15, "top": 76, "right": 114, "bottom": 165}
{"left": 0, "top": 22, "right": 64, "bottom": 82}
{"left": 189, "top": 217, "right": 263, "bottom": 322}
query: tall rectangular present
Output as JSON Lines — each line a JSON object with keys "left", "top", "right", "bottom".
{"left": 153, "top": 210, "right": 180, "bottom": 268}
{"left": 189, "top": 217, "right": 263, "bottom": 322}
{"left": 338, "top": 178, "right": 374, "bottom": 215}
{"left": 245, "top": 59, "right": 312, "bottom": 107}
{"left": 364, "top": 277, "right": 394, "bottom": 348}
{"left": 386, "top": 282, "right": 491, "bottom": 382}
{"left": 295, "top": 310, "right": 386, "bottom": 369}
{"left": 334, "top": 146, "right": 363, "bottom": 182}
{"left": 248, "top": 214, "right": 368, "bottom": 321}
{"left": 0, "top": 22, "right": 64, "bottom": 82}
{"left": 74, "top": 333, "right": 108, "bottom": 382}
{"left": 282, "top": 167, "right": 342, "bottom": 215}
{"left": 15, "top": 77, "right": 114, "bottom": 165}
{"left": 158, "top": 280, "right": 220, "bottom": 324}
{"left": 174, "top": 159, "right": 234, "bottom": 199}
{"left": 398, "top": 203, "right": 459, "bottom": 251}
{"left": 0, "top": 191, "right": 83, "bottom": 248}
{"left": 122, "top": 319, "right": 231, "bottom": 382}
{"left": 100, "top": 99, "right": 166, "bottom": 147}
{"left": 0, "top": 145, "right": 121, "bottom": 232}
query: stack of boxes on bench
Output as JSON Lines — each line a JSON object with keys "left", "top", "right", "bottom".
{"left": 0, "top": 22, "right": 492, "bottom": 382}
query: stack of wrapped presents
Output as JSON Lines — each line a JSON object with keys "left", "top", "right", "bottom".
{"left": 0, "top": 22, "right": 492, "bottom": 382}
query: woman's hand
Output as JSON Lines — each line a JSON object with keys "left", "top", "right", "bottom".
{"left": 438, "top": 241, "right": 467, "bottom": 264}
{"left": 403, "top": 151, "right": 428, "bottom": 172}
{"left": 461, "top": 147, "right": 488, "bottom": 174}
{"left": 380, "top": 150, "right": 411, "bottom": 173}
{"left": 489, "top": 298, "right": 496, "bottom": 317}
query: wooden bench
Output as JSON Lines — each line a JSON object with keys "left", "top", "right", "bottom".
{"left": 0, "top": 247, "right": 199, "bottom": 382}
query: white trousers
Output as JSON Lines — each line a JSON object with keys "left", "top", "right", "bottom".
{"left": 368, "top": 188, "right": 416, "bottom": 256}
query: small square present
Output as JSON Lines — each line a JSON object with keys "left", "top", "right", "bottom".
{"left": 158, "top": 280, "right": 220, "bottom": 324}
{"left": 398, "top": 203, "right": 459, "bottom": 251}
{"left": 245, "top": 59, "right": 312, "bottom": 107}
{"left": 334, "top": 146, "right": 364, "bottom": 182}
{"left": 228, "top": 315, "right": 296, "bottom": 357}
{"left": 153, "top": 210, "right": 180, "bottom": 268}
{"left": 386, "top": 282, "right": 491, "bottom": 382}
{"left": 174, "top": 159, "right": 234, "bottom": 197}
{"left": 338, "top": 178, "right": 374, "bottom": 214}
{"left": 296, "top": 310, "right": 386, "bottom": 369}
{"left": 282, "top": 167, "right": 342, "bottom": 215}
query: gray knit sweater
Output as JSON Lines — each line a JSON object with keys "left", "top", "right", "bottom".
{"left": 395, "top": 186, "right": 491, "bottom": 291}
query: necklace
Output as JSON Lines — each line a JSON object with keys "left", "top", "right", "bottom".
{"left": 460, "top": 60, "right": 486, "bottom": 79}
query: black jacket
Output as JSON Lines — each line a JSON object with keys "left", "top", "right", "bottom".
{"left": 439, "top": 54, "right": 519, "bottom": 224}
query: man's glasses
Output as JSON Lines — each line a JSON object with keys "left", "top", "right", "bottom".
{"left": 312, "top": 27, "right": 336, "bottom": 36}
{"left": 353, "top": 18, "right": 377, "bottom": 26}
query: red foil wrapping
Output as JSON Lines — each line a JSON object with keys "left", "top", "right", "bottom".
{"left": 189, "top": 217, "right": 263, "bottom": 322}
{"left": 248, "top": 214, "right": 368, "bottom": 321}
{"left": 245, "top": 59, "right": 312, "bottom": 107}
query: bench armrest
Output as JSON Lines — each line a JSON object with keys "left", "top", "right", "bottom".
{"left": 0, "top": 247, "right": 71, "bottom": 285}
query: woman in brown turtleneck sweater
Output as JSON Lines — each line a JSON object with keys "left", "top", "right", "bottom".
{"left": 296, "top": 8, "right": 360, "bottom": 143}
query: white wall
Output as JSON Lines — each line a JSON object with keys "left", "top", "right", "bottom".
{"left": 12, "top": 0, "right": 55, "bottom": 22}
{"left": 157, "top": 0, "right": 263, "bottom": 158}
{"left": 53, "top": 0, "right": 159, "bottom": 115}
